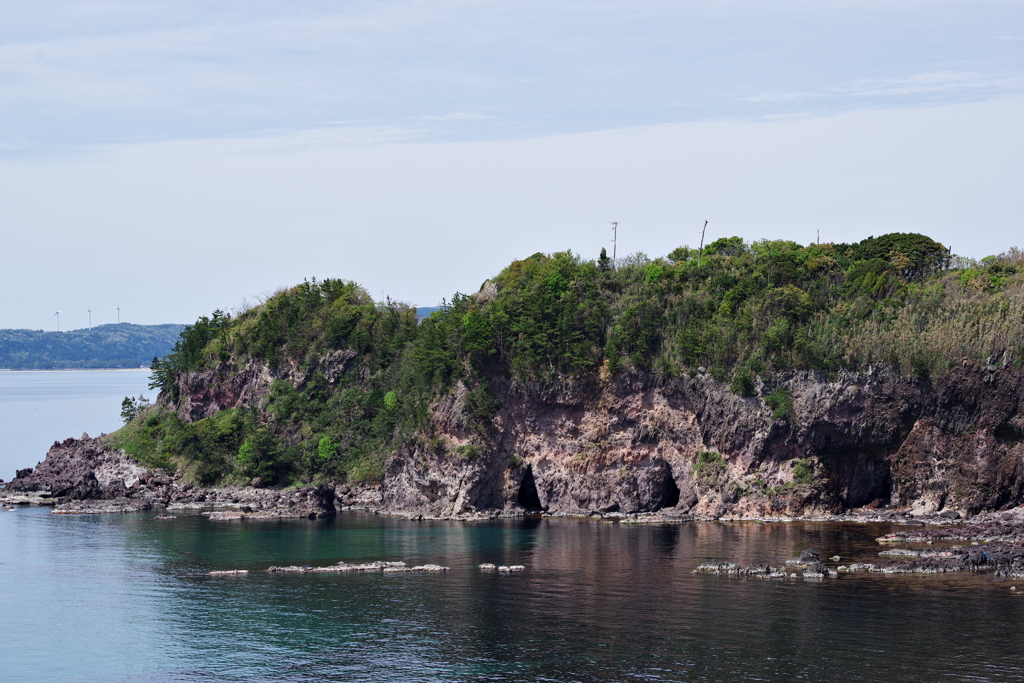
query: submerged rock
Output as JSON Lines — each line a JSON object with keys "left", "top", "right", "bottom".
{"left": 802, "top": 561, "right": 831, "bottom": 579}
{"left": 693, "top": 560, "right": 792, "bottom": 579}
{"left": 268, "top": 560, "right": 408, "bottom": 573}
{"left": 52, "top": 498, "right": 152, "bottom": 514}
{"left": 799, "top": 548, "right": 821, "bottom": 563}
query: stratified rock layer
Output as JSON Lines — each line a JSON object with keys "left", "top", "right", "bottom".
{"left": 382, "top": 362, "right": 1024, "bottom": 518}
{"left": 5, "top": 360, "right": 1024, "bottom": 520}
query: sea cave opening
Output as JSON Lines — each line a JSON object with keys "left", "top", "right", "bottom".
{"left": 517, "top": 465, "right": 543, "bottom": 510}
{"left": 660, "top": 473, "right": 681, "bottom": 510}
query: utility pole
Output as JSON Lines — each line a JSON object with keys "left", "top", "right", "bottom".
{"left": 698, "top": 220, "right": 708, "bottom": 266}
{"left": 608, "top": 221, "right": 618, "bottom": 268}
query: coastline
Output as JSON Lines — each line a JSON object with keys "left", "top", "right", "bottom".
{"left": 0, "top": 368, "right": 150, "bottom": 372}
{"left": 3, "top": 433, "right": 1023, "bottom": 581}
{"left": 6, "top": 486, "right": 1022, "bottom": 580}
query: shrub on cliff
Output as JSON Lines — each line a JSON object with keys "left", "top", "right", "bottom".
{"left": 121, "top": 232, "right": 1024, "bottom": 488}
{"left": 765, "top": 387, "right": 795, "bottom": 420}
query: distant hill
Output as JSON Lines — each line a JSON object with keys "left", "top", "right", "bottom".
{"left": 0, "top": 323, "right": 186, "bottom": 369}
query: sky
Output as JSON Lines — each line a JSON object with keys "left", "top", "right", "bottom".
{"left": 1, "top": 0, "right": 1022, "bottom": 330}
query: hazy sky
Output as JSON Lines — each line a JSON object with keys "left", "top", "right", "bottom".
{"left": 2, "top": 0, "right": 1022, "bottom": 330}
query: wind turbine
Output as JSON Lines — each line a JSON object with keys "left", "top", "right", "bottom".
{"left": 88, "top": 307, "right": 92, "bottom": 329}
{"left": 53, "top": 310, "right": 65, "bottom": 332}
{"left": 117, "top": 306, "right": 121, "bottom": 324}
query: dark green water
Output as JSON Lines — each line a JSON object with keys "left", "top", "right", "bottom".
{"left": 2, "top": 508, "right": 1023, "bottom": 682}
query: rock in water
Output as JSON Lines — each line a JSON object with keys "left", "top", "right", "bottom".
{"left": 803, "top": 561, "right": 829, "bottom": 579}
{"left": 799, "top": 548, "right": 821, "bottom": 563}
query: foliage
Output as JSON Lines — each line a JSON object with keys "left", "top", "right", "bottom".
{"left": 693, "top": 451, "right": 726, "bottom": 483}
{"left": 237, "top": 427, "right": 285, "bottom": 483}
{"left": 792, "top": 459, "right": 815, "bottom": 486}
{"left": 0, "top": 323, "right": 184, "bottom": 370}
{"left": 764, "top": 387, "right": 795, "bottom": 420}
{"left": 120, "top": 395, "right": 151, "bottom": 424}
{"left": 117, "top": 232, "right": 1024, "bottom": 488}
{"left": 317, "top": 436, "right": 338, "bottom": 460}
{"left": 109, "top": 407, "right": 253, "bottom": 482}
{"left": 729, "top": 369, "right": 755, "bottom": 397}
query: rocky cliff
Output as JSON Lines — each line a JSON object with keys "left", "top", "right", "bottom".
{"left": 5, "top": 358, "right": 1023, "bottom": 520}
{"left": 379, "top": 359, "right": 1024, "bottom": 518}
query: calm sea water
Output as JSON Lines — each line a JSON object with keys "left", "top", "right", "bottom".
{"left": 0, "top": 369, "right": 156, "bottom": 480}
{"left": 2, "top": 510, "right": 1023, "bottom": 682}
{"left": 2, "top": 372, "right": 1024, "bottom": 682}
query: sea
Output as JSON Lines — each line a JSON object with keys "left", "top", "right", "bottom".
{"left": 1, "top": 371, "right": 1023, "bottom": 682}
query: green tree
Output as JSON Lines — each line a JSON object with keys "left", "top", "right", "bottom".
{"left": 317, "top": 436, "right": 338, "bottom": 460}
{"left": 120, "top": 394, "right": 151, "bottom": 424}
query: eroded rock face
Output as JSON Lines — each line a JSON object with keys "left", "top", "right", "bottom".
{"left": 174, "top": 350, "right": 358, "bottom": 422}
{"left": 7, "top": 361, "right": 1023, "bottom": 520}
{"left": 382, "top": 363, "right": 1024, "bottom": 518}
{"left": 1, "top": 437, "right": 337, "bottom": 518}
{"left": 4, "top": 437, "right": 149, "bottom": 501}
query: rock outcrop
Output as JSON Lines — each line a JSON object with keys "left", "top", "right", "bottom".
{"left": 381, "top": 362, "right": 1024, "bottom": 518}
{"left": 1, "top": 437, "right": 336, "bottom": 518}
{"left": 5, "top": 359, "right": 1024, "bottom": 520}
{"left": 4, "top": 437, "right": 151, "bottom": 502}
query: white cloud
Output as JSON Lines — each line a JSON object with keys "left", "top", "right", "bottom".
{"left": 2, "top": 0, "right": 1022, "bottom": 151}
{"left": 420, "top": 113, "right": 495, "bottom": 121}
{"left": 838, "top": 71, "right": 1024, "bottom": 97}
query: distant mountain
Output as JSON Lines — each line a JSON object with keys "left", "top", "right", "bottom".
{"left": 0, "top": 323, "right": 186, "bottom": 370}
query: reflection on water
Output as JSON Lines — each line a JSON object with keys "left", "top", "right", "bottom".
{"left": 2, "top": 509, "right": 1022, "bottom": 682}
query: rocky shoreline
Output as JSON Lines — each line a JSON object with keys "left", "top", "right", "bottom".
{"left": 4, "top": 435, "right": 1023, "bottom": 530}
{"left": 5, "top": 435, "right": 1024, "bottom": 580}
{"left": 692, "top": 508, "right": 1024, "bottom": 579}
{"left": 0, "top": 436, "right": 364, "bottom": 518}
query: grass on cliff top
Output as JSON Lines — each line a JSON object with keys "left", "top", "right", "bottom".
{"left": 129, "top": 232, "right": 1024, "bottom": 488}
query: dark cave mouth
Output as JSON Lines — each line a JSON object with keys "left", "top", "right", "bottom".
{"left": 661, "top": 474, "right": 681, "bottom": 509}
{"left": 517, "top": 465, "right": 544, "bottom": 510}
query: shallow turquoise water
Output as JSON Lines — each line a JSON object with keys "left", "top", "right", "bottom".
{"left": 2, "top": 508, "right": 1023, "bottom": 682}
